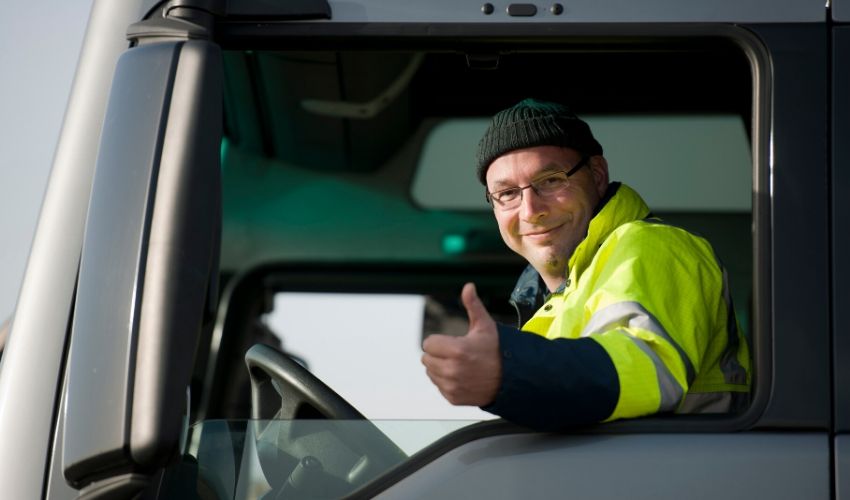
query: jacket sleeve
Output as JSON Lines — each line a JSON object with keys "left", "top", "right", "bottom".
{"left": 481, "top": 324, "right": 619, "bottom": 431}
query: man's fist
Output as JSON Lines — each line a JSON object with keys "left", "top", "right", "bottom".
{"left": 421, "top": 283, "right": 502, "bottom": 406}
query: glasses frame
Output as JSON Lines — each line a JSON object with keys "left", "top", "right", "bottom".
{"left": 485, "top": 156, "right": 590, "bottom": 209}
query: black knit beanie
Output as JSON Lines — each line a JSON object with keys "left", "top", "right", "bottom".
{"left": 475, "top": 98, "right": 603, "bottom": 184}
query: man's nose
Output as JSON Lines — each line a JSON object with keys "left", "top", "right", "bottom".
{"left": 519, "top": 186, "right": 548, "bottom": 221}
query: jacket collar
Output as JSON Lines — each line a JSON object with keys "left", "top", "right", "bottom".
{"left": 567, "top": 182, "right": 649, "bottom": 276}
{"left": 508, "top": 182, "right": 651, "bottom": 326}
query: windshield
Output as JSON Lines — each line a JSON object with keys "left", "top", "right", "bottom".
{"left": 263, "top": 292, "right": 500, "bottom": 421}
{"left": 167, "top": 419, "right": 475, "bottom": 499}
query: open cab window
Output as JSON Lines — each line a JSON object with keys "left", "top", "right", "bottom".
{"left": 181, "top": 29, "right": 767, "bottom": 499}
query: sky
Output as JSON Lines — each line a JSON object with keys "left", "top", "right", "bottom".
{"left": 0, "top": 0, "right": 93, "bottom": 322}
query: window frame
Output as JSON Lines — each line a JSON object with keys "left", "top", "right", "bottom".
{"left": 205, "top": 20, "right": 787, "bottom": 497}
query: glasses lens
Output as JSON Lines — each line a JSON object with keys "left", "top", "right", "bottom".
{"left": 492, "top": 188, "right": 522, "bottom": 208}
{"left": 489, "top": 169, "right": 574, "bottom": 210}
{"left": 534, "top": 172, "right": 570, "bottom": 195}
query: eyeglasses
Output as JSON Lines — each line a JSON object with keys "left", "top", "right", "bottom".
{"left": 485, "top": 157, "right": 589, "bottom": 210}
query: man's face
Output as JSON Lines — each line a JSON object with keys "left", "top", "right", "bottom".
{"left": 486, "top": 146, "right": 609, "bottom": 285}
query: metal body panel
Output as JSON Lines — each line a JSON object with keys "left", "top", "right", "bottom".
{"left": 834, "top": 26, "right": 850, "bottom": 433}
{"left": 377, "top": 433, "right": 830, "bottom": 499}
{"left": 0, "top": 0, "right": 153, "bottom": 497}
{"left": 317, "top": 0, "right": 825, "bottom": 23}
{"left": 835, "top": 0, "right": 850, "bottom": 22}
{"left": 747, "top": 24, "right": 831, "bottom": 428}
{"left": 838, "top": 435, "right": 850, "bottom": 500}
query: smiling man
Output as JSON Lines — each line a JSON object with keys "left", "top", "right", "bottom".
{"left": 422, "top": 98, "right": 751, "bottom": 430}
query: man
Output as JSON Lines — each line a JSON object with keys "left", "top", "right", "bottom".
{"left": 422, "top": 98, "right": 750, "bottom": 430}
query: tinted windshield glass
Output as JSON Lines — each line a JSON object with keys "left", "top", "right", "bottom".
{"left": 166, "top": 419, "right": 475, "bottom": 499}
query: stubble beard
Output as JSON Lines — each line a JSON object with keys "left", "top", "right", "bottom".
{"left": 523, "top": 247, "right": 567, "bottom": 292}
{"left": 545, "top": 254, "right": 564, "bottom": 271}
{"left": 539, "top": 246, "right": 568, "bottom": 280}
{"left": 540, "top": 233, "right": 582, "bottom": 280}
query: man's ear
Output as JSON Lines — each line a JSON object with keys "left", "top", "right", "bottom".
{"left": 589, "top": 156, "right": 610, "bottom": 197}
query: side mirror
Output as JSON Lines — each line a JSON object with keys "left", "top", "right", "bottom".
{"left": 63, "top": 40, "right": 222, "bottom": 489}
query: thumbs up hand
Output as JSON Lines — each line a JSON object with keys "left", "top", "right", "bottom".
{"left": 422, "top": 283, "right": 502, "bottom": 406}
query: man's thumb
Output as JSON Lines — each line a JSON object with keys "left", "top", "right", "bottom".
{"left": 461, "top": 282, "right": 491, "bottom": 328}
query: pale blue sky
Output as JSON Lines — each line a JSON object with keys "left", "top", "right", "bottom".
{"left": 0, "top": 0, "right": 93, "bottom": 321}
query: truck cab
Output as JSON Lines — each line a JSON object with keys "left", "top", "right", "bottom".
{"left": 0, "top": 0, "right": 847, "bottom": 498}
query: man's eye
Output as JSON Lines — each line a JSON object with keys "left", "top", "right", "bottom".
{"left": 534, "top": 176, "right": 569, "bottom": 194}
{"left": 538, "top": 176, "right": 565, "bottom": 188}
{"left": 496, "top": 188, "right": 521, "bottom": 201}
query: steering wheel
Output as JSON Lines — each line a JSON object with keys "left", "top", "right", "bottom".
{"left": 245, "top": 344, "right": 406, "bottom": 496}
{"left": 246, "top": 343, "right": 366, "bottom": 421}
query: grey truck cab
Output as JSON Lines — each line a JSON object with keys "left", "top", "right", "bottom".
{"left": 0, "top": 0, "right": 848, "bottom": 498}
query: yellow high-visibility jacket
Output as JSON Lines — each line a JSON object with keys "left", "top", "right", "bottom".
{"left": 484, "top": 183, "right": 751, "bottom": 428}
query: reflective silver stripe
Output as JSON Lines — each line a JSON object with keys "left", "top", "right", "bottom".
{"left": 580, "top": 301, "right": 696, "bottom": 384}
{"left": 628, "top": 333, "right": 684, "bottom": 412}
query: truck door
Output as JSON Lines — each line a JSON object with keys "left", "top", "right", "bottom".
{"left": 832, "top": 8, "right": 850, "bottom": 500}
